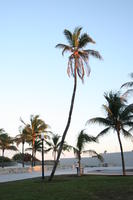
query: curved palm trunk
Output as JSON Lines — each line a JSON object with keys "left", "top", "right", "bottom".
{"left": 22, "top": 141, "right": 25, "bottom": 168}
{"left": 49, "top": 68, "right": 77, "bottom": 181}
{"left": 117, "top": 130, "right": 126, "bottom": 175}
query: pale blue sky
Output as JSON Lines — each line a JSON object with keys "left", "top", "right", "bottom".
{"left": 0, "top": 0, "right": 133, "bottom": 159}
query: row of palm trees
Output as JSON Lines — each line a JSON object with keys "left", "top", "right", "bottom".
{"left": 0, "top": 116, "right": 102, "bottom": 173}
{"left": 1, "top": 88, "right": 133, "bottom": 177}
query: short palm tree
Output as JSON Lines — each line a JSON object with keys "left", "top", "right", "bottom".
{"left": 71, "top": 130, "right": 103, "bottom": 176}
{"left": 20, "top": 115, "right": 49, "bottom": 167}
{"left": 45, "top": 133, "right": 71, "bottom": 161}
{"left": 0, "top": 131, "right": 17, "bottom": 168}
{"left": 87, "top": 91, "right": 133, "bottom": 175}
{"left": 25, "top": 139, "right": 42, "bottom": 166}
{"left": 15, "top": 125, "right": 31, "bottom": 167}
{"left": 49, "top": 26, "right": 102, "bottom": 181}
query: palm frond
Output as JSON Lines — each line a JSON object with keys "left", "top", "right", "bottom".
{"left": 55, "top": 43, "right": 71, "bottom": 50}
{"left": 79, "top": 34, "right": 95, "bottom": 48}
{"left": 120, "top": 104, "right": 133, "bottom": 119}
{"left": 122, "top": 89, "right": 133, "bottom": 99}
{"left": 6, "top": 145, "right": 18, "bottom": 151}
{"left": 56, "top": 44, "right": 72, "bottom": 55}
{"left": 121, "top": 82, "right": 133, "bottom": 88}
{"left": 73, "top": 26, "right": 82, "bottom": 47}
{"left": 73, "top": 26, "right": 82, "bottom": 37}
{"left": 122, "top": 121, "right": 133, "bottom": 127}
{"left": 72, "top": 147, "right": 79, "bottom": 158}
{"left": 20, "top": 117, "right": 27, "bottom": 126}
{"left": 44, "top": 147, "right": 53, "bottom": 153}
{"left": 84, "top": 50, "right": 102, "bottom": 59}
{"left": 102, "top": 105, "right": 113, "bottom": 116}
{"left": 64, "top": 29, "right": 73, "bottom": 46}
{"left": 78, "top": 51, "right": 91, "bottom": 76}
{"left": 87, "top": 117, "right": 111, "bottom": 126}
{"left": 96, "top": 127, "right": 111, "bottom": 139}
{"left": 121, "top": 128, "right": 133, "bottom": 139}
{"left": 83, "top": 149, "right": 104, "bottom": 162}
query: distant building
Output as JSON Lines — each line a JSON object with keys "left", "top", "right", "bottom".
{"left": 60, "top": 151, "right": 133, "bottom": 168}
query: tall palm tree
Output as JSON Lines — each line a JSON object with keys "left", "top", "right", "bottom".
{"left": 0, "top": 132, "right": 17, "bottom": 168}
{"left": 87, "top": 91, "right": 133, "bottom": 175}
{"left": 20, "top": 115, "right": 49, "bottom": 167}
{"left": 49, "top": 26, "right": 102, "bottom": 181}
{"left": 15, "top": 125, "right": 31, "bottom": 167}
{"left": 45, "top": 133, "right": 71, "bottom": 161}
{"left": 71, "top": 130, "right": 103, "bottom": 176}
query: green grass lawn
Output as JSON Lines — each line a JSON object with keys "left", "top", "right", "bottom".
{"left": 0, "top": 175, "right": 133, "bottom": 200}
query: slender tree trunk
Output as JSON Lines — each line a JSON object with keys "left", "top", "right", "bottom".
{"left": 2, "top": 149, "right": 4, "bottom": 168}
{"left": 117, "top": 130, "right": 126, "bottom": 175}
{"left": 31, "top": 140, "right": 34, "bottom": 167}
{"left": 34, "top": 151, "right": 36, "bottom": 166}
{"left": 22, "top": 142, "right": 25, "bottom": 168}
{"left": 54, "top": 151, "right": 56, "bottom": 162}
{"left": 31, "top": 130, "right": 35, "bottom": 167}
{"left": 49, "top": 66, "right": 77, "bottom": 181}
{"left": 78, "top": 154, "right": 81, "bottom": 176}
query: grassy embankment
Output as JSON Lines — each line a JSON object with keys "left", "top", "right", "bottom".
{"left": 0, "top": 175, "right": 133, "bottom": 200}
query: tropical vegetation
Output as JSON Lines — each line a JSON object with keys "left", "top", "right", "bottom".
{"left": 71, "top": 130, "right": 103, "bottom": 176}
{"left": 45, "top": 133, "right": 71, "bottom": 161}
{"left": 0, "top": 130, "right": 17, "bottom": 168}
{"left": 87, "top": 91, "right": 133, "bottom": 175}
{"left": 25, "top": 139, "right": 42, "bottom": 166}
{"left": 20, "top": 115, "right": 49, "bottom": 167}
{"left": 15, "top": 125, "right": 31, "bottom": 167}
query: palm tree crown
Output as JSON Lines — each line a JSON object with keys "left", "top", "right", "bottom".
{"left": 45, "top": 133, "right": 71, "bottom": 161}
{"left": 88, "top": 92, "right": 133, "bottom": 136}
{"left": 56, "top": 26, "right": 102, "bottom": 81}
{"left": 15, "top": 125, "right": 31, "bottom": 146}
{"left": 0, "top": 132, "right": 17, "bottom": 152}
